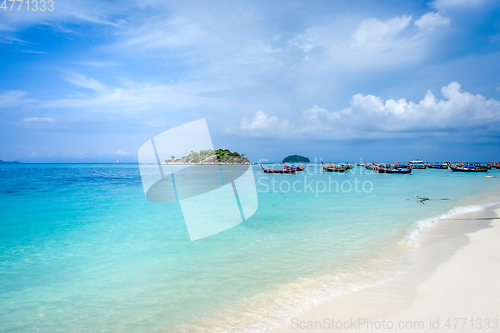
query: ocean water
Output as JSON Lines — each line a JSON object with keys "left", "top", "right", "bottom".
{"left": 0, "top": 163, "right": 499, "bottom": 332}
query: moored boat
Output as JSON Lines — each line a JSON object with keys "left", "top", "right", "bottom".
{"left": 394, "top": 161, "right": 411, "bottom": 168}
{"left": 377, "top": 166, "right": 412, "bottom": 174}
{"left": 425, "top": 162, "right": 447, "bottom": 169}
{"left": 261, "top": 164, "right": 296, "bottom": 174}
{"left": 409, "top": 161, "right": 426, "bottom": 169}
{"left": 339, "top": 163, "right": 353, "bottom": 170}
{"left": 283, "top": 162, "right": 305, "bottom": 171}
{"left": 446, "top": 162, "right": 488, "bottom": 172}
{"left": 321, "top": 162, "right": 347, "bottom": 172}
{"left": 490, "top": 161, "right": 500, "bottom": 169}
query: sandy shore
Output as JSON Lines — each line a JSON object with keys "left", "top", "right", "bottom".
{"left": 270, "top": 204, "right": 500, "bottom": 333}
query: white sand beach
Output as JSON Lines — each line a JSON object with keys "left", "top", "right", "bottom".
{"left": 271, "top": 205, "right": 500, "bottom": 333}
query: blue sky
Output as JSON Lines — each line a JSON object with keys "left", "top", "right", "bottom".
{"left": 1, "top": 0, "right": 499, "bottom": 163}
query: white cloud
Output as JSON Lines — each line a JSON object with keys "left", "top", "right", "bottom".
{"left": 116, "top": 150, "right": 132, "bottom": 155}
{"left": 0, "top": 74, "right": 227, "bottom": 114}
{"left": 0, "top": 36, "right": 31, "bottom": 44}
{"left": 116, "top": 18, "right": 206, "bottom": 51}
{"left": 64, "top": 73, "right": 110, "bottom": 93}
{"left": 21, "top": 50, "right": 46, "bottom": 54}
{"left": 0, "top": 91, "right": 32, "bottom": 108}
{"left": 353, "top": 15, "right": 412, "bottom": 46}
{"left": 230, "top": 82, "right": 500, "bottom": 138}
{"left": 287, "top": 11, "right": 451, "bottom": 77}
{"left": 75, "top": 61, "right": 118, "bottom": 68}
{"left": 240, "top": 111, "right": 290, "bottom": 131}
{"left": 415, "top": 12, "right": 450, "bottom": 32}
{"left": 234, "top": 111, "right": 291, "bottom": 136}
{"left": 23, "top": 117, "right": 55, "bottom": 123}
{"left": 41, "top": 74, "right": 225, "bottom": 112}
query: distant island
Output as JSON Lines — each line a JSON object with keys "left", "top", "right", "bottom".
{"left": 162, "top": 149, "right": 250, "bottom": 164}
{"left": 282, "top": 155, "right": 310, "bottom": 163}
{"left": 0, "top": 159, "right": 21, "bottom": 164}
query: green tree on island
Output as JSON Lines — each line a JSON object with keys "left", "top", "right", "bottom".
{"left": 164, "top": 149, "right": 249, "bottom": 164}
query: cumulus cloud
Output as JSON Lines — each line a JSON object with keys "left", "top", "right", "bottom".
{"left": 230, "top": 111, "right": 291, "bottom": 137}
{"left": 229, "top": 82, "right": 500, "bottom": 139}
{"left": 415, "top": 12, "right": 450, "bottom": 32}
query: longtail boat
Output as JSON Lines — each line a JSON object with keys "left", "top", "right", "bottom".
{"left": 409, "top": 161, "right": 426, "bottom": 169}
{"left": 261, "top": 164, "right": 296, "bottom": 174}
{"left": 425, "top": 161, "right": 447, "bottom": 169}
{"left": 475, "top": 163, "right": 492, "bottom": 170}
{"left": 490, "top": 162, "right": 500, "bottom": 169}
{"left": 394, "top": 161, "right": 411, "bottom": 168}
{"left": 330, "top": 162, "right": 348, "bottom": 172}
{"left": 283, "top": 162, "right": 305, "bottom": 171}
{"left": 377, "top": 166, "right": 412, "bottom": 174}
{"left": 321, "top": 162, "right": 347, "bottom": 172}
{"left": 446, "top": 162, "right": 488, "bottom": 172}
{"left": 339, "top": 163, "right": 353, "bottom": 170}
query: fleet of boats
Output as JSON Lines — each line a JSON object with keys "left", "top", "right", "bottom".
{"left": 260, "top": 160, "right": 500, "bottom": 174}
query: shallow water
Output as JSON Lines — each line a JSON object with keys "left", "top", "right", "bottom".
{"left": 0, "top": 164, "right": 499, "bottom": 332}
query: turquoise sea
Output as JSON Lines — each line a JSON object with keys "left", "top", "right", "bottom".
{"left": 1, "top": 163, "right": 499, "bottom": 332}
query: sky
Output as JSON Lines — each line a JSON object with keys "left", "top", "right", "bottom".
{"left": 1, "top": 0, "right": 500, "bottom": 163}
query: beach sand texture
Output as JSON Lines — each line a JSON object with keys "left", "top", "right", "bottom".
{"left": 271, "top": 205, "right": 500, "bottom": 333}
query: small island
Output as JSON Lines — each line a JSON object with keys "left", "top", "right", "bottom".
{"left": 162, "top": 149, "right": 250, "bottom": 165}
{"left": 282, "top": 155, "right": 310, "bottom": 163}
{"left": 0, "top": 159, "right": 21, "bottom": 164}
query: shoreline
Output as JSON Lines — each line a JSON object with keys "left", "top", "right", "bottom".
{"left": 269, "top": 201, "right": 500, "bottom": 333}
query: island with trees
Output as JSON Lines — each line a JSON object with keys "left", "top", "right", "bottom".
{"left": 162, "top": 149, "right": 250, "bottom": 164}
{"left": 282, "top": 155, "right": 310, "bottom": 163}
{"left": 0, "top": 159, "right": 21, "bottom": 164}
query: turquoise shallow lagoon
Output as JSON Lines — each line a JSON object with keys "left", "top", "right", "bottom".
{"left": 1, "top": 164, "right": 499, "bottom": 332}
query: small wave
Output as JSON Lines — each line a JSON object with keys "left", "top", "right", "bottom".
{"left": 406, "top": 203, "right": 496, "bottom": 243}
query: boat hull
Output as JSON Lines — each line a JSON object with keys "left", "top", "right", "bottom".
{"left": 427, "top": 164, "right": 447, "bottom": 169}
{"left": 377, "top": 168, "right": 412, "bottom": 174}
{"left": 449, "top": 166, "right": 488, "bottom": 172}
{"left": 261, "top": 164, "right": 296, "bottom": 174}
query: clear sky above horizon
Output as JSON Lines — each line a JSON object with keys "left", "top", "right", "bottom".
{"left": 1, "top": 0, "right": 500, "bottom": 163}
